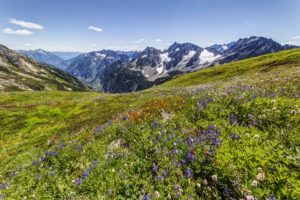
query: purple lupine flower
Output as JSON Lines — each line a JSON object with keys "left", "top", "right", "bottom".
{"left": 122, "top": 116, "right": 127, "bottom": 121}
{"left": 171, "top": 148, "right": 178, "bottom": 155}
{"left": 162, "top": 170, "right": 169, "bottom": 178}
{"left": 0, "top": 183, "right": 8, "bottom": 190}
{"left": 176, "top": 191, "right": 182, "bottom": 198}
{"left": 231, "top": 133, "right": 240, "bottom": 140}
{"left": 59, "top": 143, "right": 67, "bottom": 149}
{"left": 82, "top": 168, "right": 90, "bottom": 179}
{"left": 32, "top": 160, "right": 39, "bottom": 166}
{"left": 186, "top": 151, "right": 196, "bottom": 162}
{"left": 142, "top": 194, "right": 151, "bottom": 200}
{"left": 184, "top": 168, "right": 193, "bottom": 178}
{"left": 152, "top": 164, "right": 158, "bottom": 173}
{"left": 151, "top": 121, "right": 158, "bottom": 129}
{"left": 51, "top": 151, "right": 59, "bottom": 157}
{"left": 173, "top": 184, "right": 181, "bottom": 191}
{"left": 157, "top": 175, "right": 163, "bottom": 182}
{"left": 187, "top": 136, "right": 195, "bottom": 146}
{"left": 269, "top": 194, "right": 276, "bottom": 200}
{"left": 76, "top": 145, "right": 83, "bottom": 152}
{"left": 229, "top": 114, "right": 238, "bottom": 126}
{"left": 92, "top": 160, "right": 99, "bottom": 167}
{"left": 75, "top": 178, "right": 83, "bottom": 187}
{"left": 40, "top": 156, "right": 47, "bottom": 162}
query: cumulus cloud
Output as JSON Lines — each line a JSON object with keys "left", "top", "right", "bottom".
{"left": 9, "top": 18, "right": 43, "bottom": 30}
{"left": 155, "top": 39, "right": 162, "bottom": 42}
{"left": 293, "top": 36, "right": 300, "bottom": 40}
{"left": 88, "top": 26, "right": 103, "bottom": 32}
{"left": 2, "top": 28, "right": 33, "bottom": 35}
{"left": 134, "top": 38, "right": 144, "bottom": 43}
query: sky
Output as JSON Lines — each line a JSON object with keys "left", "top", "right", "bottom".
{"left": 1, "top": 0, "right": 300, "bottom": 52}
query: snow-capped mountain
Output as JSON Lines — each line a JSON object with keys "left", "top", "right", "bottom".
{"left": 98, "top": 36, "right": 296, "bottom": 92}
{"left": 65, "top": 50, "right": 135, "bottom": 90}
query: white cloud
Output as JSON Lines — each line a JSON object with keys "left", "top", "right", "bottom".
{"left": 24, "top": 43, "right": 32, "bottom": 47}
{"left": 293, "top": 36, "right": 300, "bottom": 40}
{"left": 155, "top": 39, "right": 162, "bottom": 42}
{"left": 9, "top": 18, "right": 43, "bottom": 30}
{"left": 134, "top": 38, "right": 144, "bottom": 43}
{"left": 88, "top": 26, "right": 103, "bottom": 32}
{"left": 282, "top": 41, "right": 298, "bottom": 45}
{"left": 2, "top": 28, "right": 33, "bottom": 35}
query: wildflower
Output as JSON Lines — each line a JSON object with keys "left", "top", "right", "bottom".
{"left": 269, "top": 194, "right": 276, "bottom": 200}
{"left": 154, "top": 191, "right": 160, "bottom": 198}
{"left": 196, "top": 183, "right": 201, "bottom": 188}
{"left": 142, "top": 194, "right": 151, "bottom": 200}
{"left": 231, "top": 133, "right": 240, "bottom": 140}
{"left": 211, "top": 174, "right": 218, "bottom": 182}
{"left": 171, "top": 148, "right": 178, "bottom": 155}
{"left": 157, "top": 175, "right": 163, "bottom": 182}
{"left": 75, "top": 178, "right": 83, "bottom": 187}
{"left": 151, "top": 121, "right": 159, "bottom": 129}
{"left": 40, "top": 156, "right": 47, "bottom": 162}
{"left": 184, "top": 168, "right": 193, "bottom": 178}
{"left": 121, "top": 116, "right": 127, "bottom": 121}
{"left": 0, "top": 183, "right": 8, "bottom": 190}
{"left": 76, "top": 145, "right": 83, "bottom": 152}
{"left": 186, "top": 151, "right": 196, "bottom": 162}
{"left": 229, "top": 114, "right": 238, "bottom": 126}
{"left": 256, "top": 173, "right": 265, "bottom": 181}
{"left": 162, "top": 170, "right": 169, "bottom": 178}
{"left": 176, "top": 191, "right": 182, "bottom": 198}
{"left": 152, "top": 164, "right": 158, "bottom": 173}
{"left": 50, "top": 171, "right": 55, "bottom": 177}
{"left": 173, "top": 184, "right": 181, "bottom": 191}
{"left": 203, "top": 179, "right": 208, "bottom": 186}
{"left": 32, "top": 160, "right": 39, "bottom": 166}
{"left": 251, "top": 180, "right": 258, "bottom": 187}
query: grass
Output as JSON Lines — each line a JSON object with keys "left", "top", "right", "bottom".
{"left": 0, "top": 48, "right": 299, "bottom": 199}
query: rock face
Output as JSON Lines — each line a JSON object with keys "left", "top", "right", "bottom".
{"left": 0, "top": 44, "right": 90, "bottom": 91}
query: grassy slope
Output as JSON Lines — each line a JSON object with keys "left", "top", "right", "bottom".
{"left": 0, "top": 49, "right": 299, "bottom": 199}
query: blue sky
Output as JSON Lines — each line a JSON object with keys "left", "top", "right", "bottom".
{"left": 1, "top": 0, "right": 299, "bottom": 52}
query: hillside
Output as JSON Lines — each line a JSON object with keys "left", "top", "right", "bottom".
{"left": 0, "top": 48, "right": 299, "bottom": 199}
{"left": 0, "top": 45, "right": 90, "bottom": 92}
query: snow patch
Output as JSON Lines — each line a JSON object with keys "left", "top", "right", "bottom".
{"left": 157, "top": 53, "right": 171, "bottom": 74}
{"left": 199, "top": 49, "right": 221, "bottom": 64}
{"left": 178, "top": 50, "right": 196, "bottom": 66}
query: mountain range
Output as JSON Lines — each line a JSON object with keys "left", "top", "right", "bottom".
{"left": 16, "top": 36, "right": 298, "bottom": 92}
